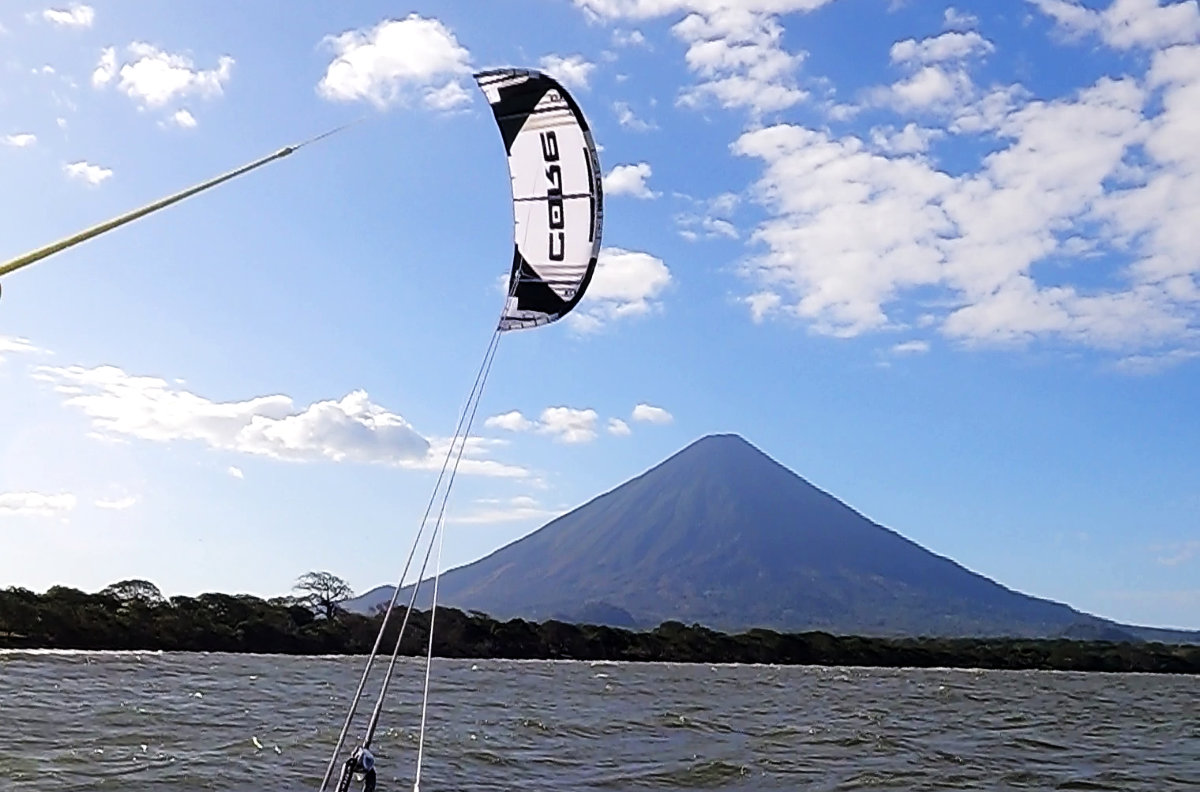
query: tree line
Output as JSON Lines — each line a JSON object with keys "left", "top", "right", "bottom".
{"left": 1, "top": 574, "right": 1197, "bottom": 674}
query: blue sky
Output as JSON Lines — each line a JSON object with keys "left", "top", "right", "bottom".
{"left": 1, "top": 0, "right": 1197, "bottom": 630}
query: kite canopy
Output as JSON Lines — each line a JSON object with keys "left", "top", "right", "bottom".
{"left": 475, "top": 68, "right": 604, "bottom": 331}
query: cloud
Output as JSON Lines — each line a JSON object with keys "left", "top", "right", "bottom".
{"left": 92, "top": 46, "right": 115, "bottom": 87}
{"left": 943, "top": 7, "right": 979, "bottom": 30}
{"left": 34, "top": 363, "right": 521, "bottom": 476}
{"left": 1029, "top": 0, "right": 1200, "bottom": 51}
{"left": 612, "top": 29, "right": 648, "bottom": 47}
{"left": 604, "top": 162, "right": 658, "bottom": 198}
{"left": 0, "top": 491, "right": 77, "bottom": 518}
{"left": 484, "top": 410, "right": 534, "bottom": 432}
{"left": 0, "top": 336, "right": 45, "bottom": 362}
{"left": 744, "top": 291, "right": 782, "bottom": 322}
{"left": 166, "top": 109, "right": 197, "bottom": 128}
{"left": 318, "top": 14, "right": 472, "bottom": 110}
{"left": 539, "top": 54, "right": 596, "bottom": 89}
{"left": 538, "top": 407, "right": 599, "bottom": 443}
{"left": 613, "top": 100, "right": 656, "bottom": 130}
{"left": 95, "top": 495, "right": 137, "bottom": 510}
{"left": 570, "top": 247, "right": 672, "bottom": 331}
{"left": 63, "top": 161, "right": 113, "bottom": 186}
{"left": 227, "top": 466, "right": 244, "bottom": 479}
{"left": 576, "top": 1, "right": 841, "bottom": 116}
{"left": 892, "top": 340, "right": 930, "bottom": 354}
{"left": 2, "top": 133, "right": 37, "bottom": 147}
{"left": 95, "top": 43, "right": 234, "bottom": 109}
{"left": 43, "top": 4, "right": 94, "bottom": 28}
{"left": 869, "top": 122, "right": 944, "bottom": 154}
{"left": 729, "top": 61, "right": 1200, "bottom": 356}
{"left": 631, "top": 403, "right": 673, "bottom": 423}
{"left": 485, "top": 407, "right": 599, "bottom": 443}
{"left": 889, "top": 31, "right": 995, "bottom": 65}
{"left": 607, "top": 417, "right": 632, "bottom": 435}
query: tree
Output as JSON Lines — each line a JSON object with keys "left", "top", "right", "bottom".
{"left": 294, "top": 571, "right": 353, "bottom": 619}
{"left": 101, "top": 579, "right": 165, "bottom": 605}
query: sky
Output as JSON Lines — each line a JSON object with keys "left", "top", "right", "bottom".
{"left": 1, "top": 0, "right": 1198, "bottom": 630}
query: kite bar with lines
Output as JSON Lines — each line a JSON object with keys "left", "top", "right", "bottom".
{"left": 0, "top": 119, "right": 361, "bottom": 285}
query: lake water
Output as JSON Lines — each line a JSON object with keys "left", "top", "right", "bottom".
{"left": 0, "top": 651, "right": 1196, "bottom": 791}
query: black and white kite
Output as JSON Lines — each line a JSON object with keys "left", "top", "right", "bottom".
{"left": 475, "top": 68, "right": 604, "bottom": 331}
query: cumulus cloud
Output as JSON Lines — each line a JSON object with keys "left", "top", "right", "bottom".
{"left": 94, "top": 43, "right": 234, "bottom": 110}
{"left": 484, "top": 410, "right": 534, "bottom": 432}
{"left": 570, "top": 247, "right": 672, "bottom": 331}
{"left": 485, "top": 407, "right": 599, "bottom": 443}
{"left": 43, "top": 4, "right": 94, "bottom": 28}
{"left": 539, "top": 54, "right": 596, "bottom": 89}
{"left": 2, "top": 133, "right": 37, "bottom": 147}
{"left": 604, "top": 162, "right": 658, "bottom": 198}
{"left": 63, "top": 161, "right": 113, "bottom": 186}
{"left": 227, "top": 466, "right": 245, "bottom": 479}
{"left": 1029, "top": 0, "right": 1200, "bottom": 51}
{"left": 92, "top": 46, "right": 115, "bottom": 87}
{"left": 318, "top": 14, "right": 472, "bottom": 110}
{"left": 890, "top": 31, "right": 995, "bottom": 65}
{"left": 607, "top": 417, "right": 632, "bottom": 435}
{"left": 34, "top": 364, "right": 523, "bottom": 476}
{"left": 632, "top": 403, "right": 673, "bottom": 424}
{"left": 869, "top": 122, "right": 944, "bottom": 154}
{"left": 576, "top": 1, "right": 840, "bottom": 116}
{"left": 0, "top": 491, "right": 77, "bottom": 518}
{"left": 167, "top": 109, "right": 197, "bottom": 128}
{"left": 613, "top": 100, "right": 657, "bottom": 130}
{"left": 943, "top": 7, "right": 979, "bottom": 30}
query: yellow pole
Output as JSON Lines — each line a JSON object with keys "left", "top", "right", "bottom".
{"left": 0, "top": 145, "right": 296, "bottom": 280}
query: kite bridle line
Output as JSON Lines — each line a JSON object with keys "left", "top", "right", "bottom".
{"left": 0, "top": 115, "right": 368, "bottom": 283}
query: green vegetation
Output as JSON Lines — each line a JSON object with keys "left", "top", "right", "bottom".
{"left": 1, "top": 577, "right": 1196, "bottom": 673}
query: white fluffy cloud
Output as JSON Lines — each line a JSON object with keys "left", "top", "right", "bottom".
{"left": 484, "top": 410, "right": 534, "bottom": 432}
{"left": 318, "top": 15, "right": 472, "bottom": 110}
{"left": 34, "top": 364, "right": 523, "bottom": 476}
{"left": 486, "top": 407, "right": 599, "bottom": 444}
{"left": 1029, "top": 0, "right": 1200, "bottom": 50}
{"left": 571, "top": 247, "right": 672, "bottom": 331}
{"left": 43, "top": 4, "right": 93, "bottom": 28}
{"left": 63, "top": 161, "right": 113, "bottom": 186}
{"left": 890, "top": 31, "right": 995, "bottom": 65}
{"left": 167, "top": 109, "right": 197, "bottom": 128}
{"left": 631, "top": 403, "right": 673, "bottom": 423}
{"left": 94, "top": 43, "right": 233, "bottom": 110}
{"left": 576, "top": 1, "right": 838, "bottom": 116}
{"left": 732, "top": 57, "right": 1200, "bottom": 355}
{"left": 604, "top": 162, "right": 658, "bottom": 198}
{"left": 607, "top": 417, "right": 632, "bottom": 435}
{"left": 2, "top": 133, "right": 37, "bottom": 147}
{"left": 539, "top": 54, "right": 596, "bottom": 89}
{"left": 613, "top": 100, "right": 657, "bottom": 130}
{"left": 0, "top": 491, "right": 77, "bottom": 518}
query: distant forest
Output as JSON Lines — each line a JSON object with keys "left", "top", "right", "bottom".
{"left": 2, "top": 576, "right": 1197, "bottom": 674}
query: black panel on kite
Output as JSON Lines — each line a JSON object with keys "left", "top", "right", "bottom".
{"left": 475, "top": 69, "right": 604, "bottom": 331}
